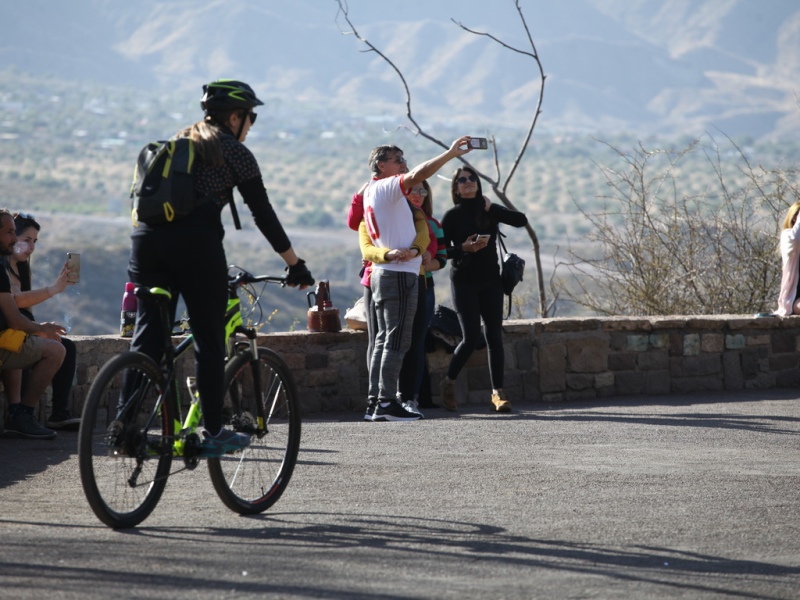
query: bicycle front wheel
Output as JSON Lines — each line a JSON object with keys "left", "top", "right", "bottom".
{"left": 78, "top": 351, "right": 174, "bottom": 529}
{"left": 208, "top": 346, "right": 301, "bottom": 514}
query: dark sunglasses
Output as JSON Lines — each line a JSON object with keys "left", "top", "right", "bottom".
{"left": 248, "top": 112, "right": 257, "bottom": 125}
{"left": 456, "top": 174, "right": 477, "bottom": 184}
{"left": 14, "top": 212, "right": 37, "bottom": 223}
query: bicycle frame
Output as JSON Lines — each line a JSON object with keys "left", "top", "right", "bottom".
{"left": 129, "top": 270, "right": 285, "bottom": 462}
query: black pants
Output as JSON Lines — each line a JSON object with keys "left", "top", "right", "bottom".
{"left": 398, "top": 275, "right": 428, "bottom": 402}
{"left": 127, "top": 212, "right": 228, "bottom": 434}
{"left": 448, "top": 277, "right": 505, "bottom": 389}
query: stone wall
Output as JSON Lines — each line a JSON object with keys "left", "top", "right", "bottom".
{"left": 10, "top": 314, "right": 800, "bottom": 421}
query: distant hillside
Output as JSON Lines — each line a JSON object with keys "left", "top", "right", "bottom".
{"left": 2, "top": 0, "right": 799, "bottom": 139}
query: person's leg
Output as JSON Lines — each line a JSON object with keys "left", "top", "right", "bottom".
{"left": 2, "top": 369, "right": 22, "bottom": 406}
{"left": 374, "top": 271, "right": 418, "bottom": 402}
{"left": 480, "top": 285, "right": 506, "bottom": 389}
{"left": 368, "top": 276, "right": 385, "bottom": 402}
{"left": 446, "top": 280, "right": 483, "bottom": 381}
{"left": 21, "top": 339, "right": 66, "bottom": 409}
{"left": 398, "top": 275, "right": 427, "bottom": 407}
{"left": 173, "top": 240, "right": 228, "bottom": 435}
{"left": 364, "top": 285, "right": 376, "bottom": 370}
{"left": 3, "top": 337, "right": 65, "bottom": 439}
{"left": 47, "top": 337, "right": 79, "bottom": 426}
{"left": 479, "top": 284, "right": 511, "bottom": 412}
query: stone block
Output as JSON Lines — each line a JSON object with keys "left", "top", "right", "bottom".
{"left": 769, "top": 354, "right": 799, "bottom": 372}
{"left": 680, "top": 355, "right": 722, "bottom": 377}
{"left": 306, "top": 353, "right": 329, "bottom": 369}
{"left": 725, "top": 334, "right": 745, "bottom": 350}
{"left": 722, "top": 351, "right": 743, "bottom": 390}
{"left": 672, "top": 376, "right": 724, "bottom": 393}
{"left": 594, "top": 371, "right": 615, "bottom": 389}
{"left": 608, "top": 353, "right": 636, "bottom": 371}
{"left": 645, "top": 370, "right": 670, "bottom": 395}
{"left": 683, "top": 333, "right": 700, "bottom": 356}
{"left": 772, "top": 333, "right": 796, "bottom": 353}
{"left": 539, "top": 343, "right": 566, "bottom": 393}
{"left": 567, "top": 337, "right": 608, "bottom": 373}
{"left": 566, "top": 373, "right": 594, "bottom": 391}
{"left": 514, "top": 340, "right": 533, "bottom": 370}
{"left": 649, "top": 333, "right": 669, "bottom": 349}
{"left": 615, "top": 371, "right": 646, "bottom": 395}
{"left": 701, "top": 333, "right": 724, "bottom": 354}
{"left": 747, "top": 334, "right": 770, "bottom": 346}
{"left": 626, "top": 334, "right": 649, "bottom": 352}
{"left": 740, "top": 349, "right": 760, "bottom": 378}
{"left": 775, "top": 369, "right": 800, "bottom": 387}
{"left": 637, "top": 350, "right": 669, "bottom": 371}
{"left": 565, "top": 388, "right": 597, "bottom": 402}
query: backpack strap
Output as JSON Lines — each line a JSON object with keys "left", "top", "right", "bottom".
{"left": 228, "top": 194, "right": 242, "bottom": 230}
{"left": 497, "top": 228, "right": 512, "bottom": 320}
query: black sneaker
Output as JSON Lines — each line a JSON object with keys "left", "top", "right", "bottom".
{"left": 363, "top": 398, "right": 378, "bottom": 421}
{"left": 5, "top": 412, "right": 57, "bottom": 440}
{"left": 46, "top": 411, "right": 82, "bottom": 429}
{"left": 372, "top": 401, "right": 422, "bottom": 422}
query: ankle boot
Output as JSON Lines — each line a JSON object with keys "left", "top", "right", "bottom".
{"left": 491, "top": 390, "right": 511, "bottom": 413}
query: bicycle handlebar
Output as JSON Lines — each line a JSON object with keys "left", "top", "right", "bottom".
{"left": 227, "top": 265, "right": 288, "bottom": 289}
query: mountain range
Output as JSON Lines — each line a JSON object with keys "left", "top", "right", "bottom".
{"left": 3, "top": 0, "right": 800, "bottom": 140}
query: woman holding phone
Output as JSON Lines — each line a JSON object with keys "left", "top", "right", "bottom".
{"left": 2, "top": 213, "right": 80, "bottom": 428}
{"left": 440, "top": 166, "right": 528, "bottom": 413}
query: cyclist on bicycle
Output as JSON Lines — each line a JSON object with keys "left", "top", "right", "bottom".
{"left": 127, "top": 79, "right": 314, "bottom": 456}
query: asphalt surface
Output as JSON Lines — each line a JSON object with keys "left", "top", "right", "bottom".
{"left": 1, "top": 389, "right": 799, "bottom": 599}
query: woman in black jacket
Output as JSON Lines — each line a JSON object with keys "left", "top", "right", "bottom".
{"left": 440, "top": 166, "right": 527, "bottom": 412}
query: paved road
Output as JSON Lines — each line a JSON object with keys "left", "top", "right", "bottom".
{"left": 2, "top": 389, "right": 799, "bottom": 599}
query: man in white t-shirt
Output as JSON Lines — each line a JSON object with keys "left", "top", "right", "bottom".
{"left": 363, "top": 136, "right": 473, "bottom": 421}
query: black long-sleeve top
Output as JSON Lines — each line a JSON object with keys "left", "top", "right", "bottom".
{"left": 441, "top": 196, "right": 528, "bottom": 284}
{"left": 193, "top": 127, "right": 291, "bottom": 252}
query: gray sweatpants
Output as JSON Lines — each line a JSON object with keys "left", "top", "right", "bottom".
{"left": 368, "top": 269, "right": 418, "bottom": 402}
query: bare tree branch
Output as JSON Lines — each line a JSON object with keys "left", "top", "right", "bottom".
{"left": 336, "top": 0, "right": 549, "bottom": 315}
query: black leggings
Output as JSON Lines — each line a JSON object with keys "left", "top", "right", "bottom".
{"left": 447, "top": 278, "right": 505, "bottom": 388}
{"left": 127, "top": 213, "right": 228, "bottom": 434}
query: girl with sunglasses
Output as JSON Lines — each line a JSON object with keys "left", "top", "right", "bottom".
{"left": 440, "top": 166, "right": 528, "bottom": 413}
{"left": 2, "top": 213, "right": 79, "bottom": 429}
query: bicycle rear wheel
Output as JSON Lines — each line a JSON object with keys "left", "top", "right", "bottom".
{"left": 208, "top": 346, "right": 301, "bottom": 514}
{"left": 78, "top": 352, "right": 174, "bottom": 529}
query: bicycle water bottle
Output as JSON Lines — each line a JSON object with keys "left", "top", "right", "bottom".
{"left": 120, "top": 282, "right": 137, "bottom": 338}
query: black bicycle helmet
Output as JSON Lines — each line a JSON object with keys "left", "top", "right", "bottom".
{"left": 200, "top": 79, "right": 264, "bottom": 114}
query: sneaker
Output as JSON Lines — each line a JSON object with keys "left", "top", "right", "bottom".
{"left": 440, "top": 378, "right": 457, "bottom": 412}
{"left": 372, "top": 401, "right": 422, "bottom": 422}
{"left": 363, "top": 398, "right": 379, "bottom": 421}
{"left": 46, "top": 410, "right": 82, "bottom": 429}
{"left": 491, "top": 390, "right": 512, "bottom": 413}
{"left": 5, "top": 412, "right": 57, "bottom": 440}
{"left": 401, "top": 399, "right": 424, "bottom": 419}
{"left": 200, "top": 428, "right": 251, "bottom": 457}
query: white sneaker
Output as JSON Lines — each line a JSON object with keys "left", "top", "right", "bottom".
{"left": 402, "top": 400, "right": 424, "bottom": 419}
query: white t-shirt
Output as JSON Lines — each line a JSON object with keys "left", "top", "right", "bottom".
{"left": 363, "top": 175, "right": 422, "bottom": 275}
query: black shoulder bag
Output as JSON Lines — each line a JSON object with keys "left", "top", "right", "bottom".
{"left": 497, "top": 229, "right": 525, "bottom": 319}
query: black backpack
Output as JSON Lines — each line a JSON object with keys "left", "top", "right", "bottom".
{"left": 129, "top": 138, "right": 241, "bottom": 228}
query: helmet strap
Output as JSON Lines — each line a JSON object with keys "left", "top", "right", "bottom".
{"left": 234, "top": 110, "right": 247, "bottom": 141}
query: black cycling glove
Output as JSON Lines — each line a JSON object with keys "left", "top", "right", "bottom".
{"left": 285, "top": 258, "right": 315, "bottom": 287}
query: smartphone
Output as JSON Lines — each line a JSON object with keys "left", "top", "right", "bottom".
{"left": 476, "top": 234, "right": 491, "bottom": 242}
{"left": 469, "top": 137, "right": 488, "bottom": 150}
{"left": 66, "top": 252, "right": 81, "bottom": 283}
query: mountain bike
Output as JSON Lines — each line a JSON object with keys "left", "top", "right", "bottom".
{"left": 78, "top": 266, "right": 301, "bottom": 529}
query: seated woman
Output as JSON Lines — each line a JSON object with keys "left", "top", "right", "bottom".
{"left": 2, "top": 213, "right": 79, "bottom": 428}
